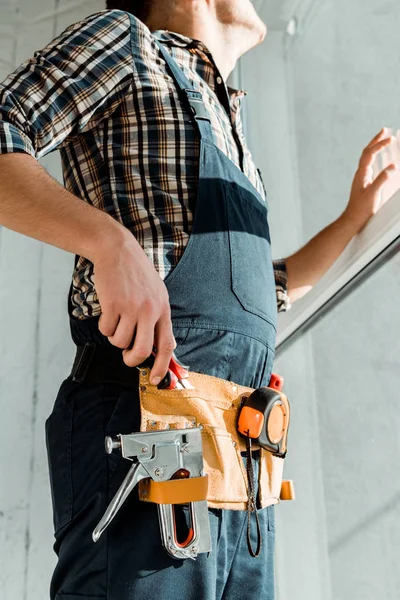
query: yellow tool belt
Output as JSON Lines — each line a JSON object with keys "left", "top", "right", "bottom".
{"left": 137, "top": 369, "right": 292, "bottom": 510}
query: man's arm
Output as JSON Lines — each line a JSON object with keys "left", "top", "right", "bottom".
{"left": 0, "top": 153, "right": 123, "bottom": 261}
{"left": 0, "top": 10, "right": 134, "bottom": 158}
{"left": 0, "top": 10, "right": 177, "bottom": 384}
{"left": 285, "top": 128, "right": 397, "bottom": 303}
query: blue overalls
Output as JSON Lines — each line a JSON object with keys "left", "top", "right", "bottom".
{"left": 46, "top": 41, "right": 278, "bottom": 600}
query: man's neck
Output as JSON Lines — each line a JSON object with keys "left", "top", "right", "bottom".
{"left": 145, "top": 4, "right": 265, "bottom": 81}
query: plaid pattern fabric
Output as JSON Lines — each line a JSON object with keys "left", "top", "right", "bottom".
{"left": 0, "top": 9, "right": 290, "bottom": 318}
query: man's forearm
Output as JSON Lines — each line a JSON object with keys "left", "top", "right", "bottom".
{"left": 0, "top": 153, "right": 126, "bottom": 262}
{"left": 285, "top": 214, "right": 359, "bottom": 303}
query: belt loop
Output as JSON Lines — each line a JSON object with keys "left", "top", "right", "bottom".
{"left": 72, "top": 342, "right": 96, "bottom": 383}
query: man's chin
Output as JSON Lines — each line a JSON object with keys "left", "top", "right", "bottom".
{"left": 247, "top": 10, "right": 267, "bottom": 45}
{"left": 248, "top": 19, "right": 267, "bottom": 49}
{"left": 259, "top": 21, "right": 267, "bottom": 42}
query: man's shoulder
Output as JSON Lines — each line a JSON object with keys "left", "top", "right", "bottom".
{"left": 37, "top": 9, "right": 153, "bottom": 61}
{"left": 57, "top": 9, "right": 150, "bottom": 46}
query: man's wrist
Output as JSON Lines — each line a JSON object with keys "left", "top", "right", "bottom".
{"left": 337, "top": 211, "right": 365, "bottom": 238}
{"left": 86, "top": 215, "right": 134, "bottom": 264}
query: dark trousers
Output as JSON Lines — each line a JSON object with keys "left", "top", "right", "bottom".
{"left": 46, "top": 370, "right": 276, "bottom": 600}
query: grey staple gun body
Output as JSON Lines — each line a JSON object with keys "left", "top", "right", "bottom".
{"left": 93, "top": 427, "right": 212, "bottom": 560}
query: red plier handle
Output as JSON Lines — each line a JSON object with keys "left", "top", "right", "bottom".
{"left": 138, "top": 349, "right": 190, "bottom": 390}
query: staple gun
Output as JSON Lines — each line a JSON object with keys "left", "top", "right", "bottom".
{"left": 93, "top": 427, "right": 211, "bottom": 560}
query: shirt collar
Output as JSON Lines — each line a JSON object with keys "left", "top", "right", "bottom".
{"left": 227, "top": 86, "right": 247, "bottom": 101}
{"left": 152, "top": 30, "right": 248, "bottom": 101}
{"left": 152, "top": 29, "right": 205, "bottom": 50}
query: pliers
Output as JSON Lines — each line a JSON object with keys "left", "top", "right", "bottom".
{"left": 137, "top": 349, "right": 194, "bottom": 390}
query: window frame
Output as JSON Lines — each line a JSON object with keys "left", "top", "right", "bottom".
{"left": 276, "top": 193, "right": 400, "bottom": 352}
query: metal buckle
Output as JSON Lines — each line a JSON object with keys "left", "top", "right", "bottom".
{"left": 184, "top": 90, "right": 211, "bottom": 122}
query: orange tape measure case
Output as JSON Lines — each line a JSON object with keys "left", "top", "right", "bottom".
{"left": 237, "top": 374, "right": 290, "bottom": 458}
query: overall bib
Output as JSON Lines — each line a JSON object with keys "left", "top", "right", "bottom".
{"left": 46, "top": 42, "right": 278, "bottom": 600}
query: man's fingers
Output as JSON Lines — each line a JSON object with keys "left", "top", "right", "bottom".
{"left": 366, "top": 127, "right": 389, "bottom": 149}
{"left": 122, "top": 318, "right": 154, "bottom": 367}
{"left": 369, "top": 163, "right": 397, "bottom": 195}
{"left": 359, "top": 136, "right": 394, "bottom": 170}
{"left": 108, "top": 315, "right": 136, "bottom": 350}
{"left": 98, "top": 310, "right": 120, "bottom": 337}
{"left": 150, "top": 316, "right": 176, "bottom": 385}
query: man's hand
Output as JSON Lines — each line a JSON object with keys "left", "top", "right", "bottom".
{"left": 285, "top": 127, "right": 399, "bottom": 303}
{"left": 93, "top": 230, "right": 176, "bottom": 385}
{"left": 343, "top": 128, "right": 398, "bottom": 232}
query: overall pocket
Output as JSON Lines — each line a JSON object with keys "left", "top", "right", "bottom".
{"left": 226, "top": 188, "right": 277, "bottom": 327}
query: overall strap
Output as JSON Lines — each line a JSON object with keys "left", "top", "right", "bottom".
{"left": 155, "top": 41, "right": 214, "bottom": 144}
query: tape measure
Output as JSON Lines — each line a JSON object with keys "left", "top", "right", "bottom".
{"left": 237, "top": 373, "right": 290, "bottom": 458}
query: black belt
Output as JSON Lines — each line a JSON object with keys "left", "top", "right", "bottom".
{"left": 71, "top": 342, "right": 139, "bottom": 387}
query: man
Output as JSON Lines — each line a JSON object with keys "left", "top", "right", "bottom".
{"left": 0, "top": 1, "right": 395, "bottom": 598}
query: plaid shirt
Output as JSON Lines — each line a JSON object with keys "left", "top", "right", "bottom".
{"left": 0, "top": 9, "right": 290, "bottom": 319}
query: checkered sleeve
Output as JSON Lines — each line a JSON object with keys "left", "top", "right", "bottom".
{"left": 273, "top": 259, "right": 291, "bottom": 312}
{"left": 0, "top": 10, "right": 135, "bottom": 159}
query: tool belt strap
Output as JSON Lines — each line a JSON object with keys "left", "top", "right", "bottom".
{"left": 138, "top": 475, "right": 209, "bottom": 505}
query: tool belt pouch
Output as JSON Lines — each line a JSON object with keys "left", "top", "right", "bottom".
{"left": 137, "top": 369, "right": 286, "bottom": 510}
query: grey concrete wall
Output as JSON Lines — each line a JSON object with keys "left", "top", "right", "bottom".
{"left": 0, "top": 1, "right": 100, "bottom": 598}
{"left": 241, "top": 1, "right": 400, "bottom": 599}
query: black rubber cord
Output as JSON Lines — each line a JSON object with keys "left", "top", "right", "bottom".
{"left": 246, "top": 435, "right": 262, "bottom": 557}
